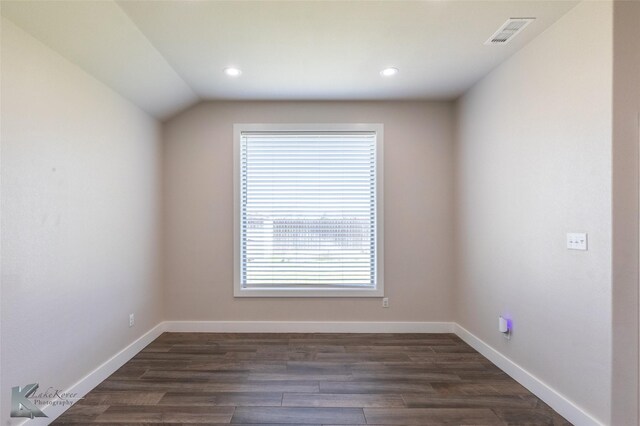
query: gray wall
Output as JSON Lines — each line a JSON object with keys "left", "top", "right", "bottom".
{"left": 162, "top": 101, "right": 455, "bottom": 322}
{"left": 454, "top": 2, "right": 612, "bottom": 423}
{"left": 611, "top": 1, "right": 640, "bottom": 424}
{"left": 1, "top": 19, "right": 164, "bottom": 421}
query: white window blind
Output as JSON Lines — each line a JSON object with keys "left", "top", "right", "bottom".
{"left": 235, "top": 125, "right": 382, "bottom": 297}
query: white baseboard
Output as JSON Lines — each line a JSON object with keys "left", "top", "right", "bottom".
{"left": 453, "top": 324, "right": 604, "bottom": 426}
{"left": 163, "top": 320, "right": 455, "bottom": 334}
{"left": 19, "top": 322, "right": 166, "bottom": 426}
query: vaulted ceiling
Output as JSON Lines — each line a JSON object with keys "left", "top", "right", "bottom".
{"left": 1, "top": 1, "right": 578, "bottom": 120}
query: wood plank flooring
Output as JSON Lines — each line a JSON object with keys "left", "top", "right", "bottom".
{"left": 53, "top": 333, "right": 571, "bottom": 425}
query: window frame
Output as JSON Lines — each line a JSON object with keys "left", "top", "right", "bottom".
{"left": 233, "top": 123, "right": 384, "bottom": 298}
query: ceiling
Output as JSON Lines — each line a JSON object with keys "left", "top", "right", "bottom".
{"left": 1, "top": 1, "right": 578, "bottom": 120}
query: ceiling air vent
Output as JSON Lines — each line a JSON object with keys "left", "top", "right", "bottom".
{"left": 485, "top": 18, "right": 535, "bottom": 45}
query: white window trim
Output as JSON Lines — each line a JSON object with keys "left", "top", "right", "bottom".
{"left": 233, "top": 123, "right": 384, "bottom": 298}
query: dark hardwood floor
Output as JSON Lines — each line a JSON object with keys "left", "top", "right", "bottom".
{"left": 53, "top": 333, "right": 571, "bottom": 425}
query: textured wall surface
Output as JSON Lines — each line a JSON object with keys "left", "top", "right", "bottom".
{"left": 162, "top": 101, "right": 455, "bottom": 322}
{"left": 1, "top": 18, "right": 163, "bottom": 422}
{"left": 455, "top": 2, "right": 612, "bottom": 423}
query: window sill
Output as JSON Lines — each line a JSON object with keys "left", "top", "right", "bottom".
{"left": 234, "top": 287, "right": 384, "bottom": 298}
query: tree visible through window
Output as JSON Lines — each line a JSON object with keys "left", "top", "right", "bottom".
{"left": 234, "top": 124, "right": 383, "bottom": 297}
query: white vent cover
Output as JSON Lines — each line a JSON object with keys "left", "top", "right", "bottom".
{"left": 485, "top": 18, "right": 535, "bottom": 45}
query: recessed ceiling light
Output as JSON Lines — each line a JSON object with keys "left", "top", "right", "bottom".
{"left": 224, "top": 67, "right": 242, "bottom": 77}
{"left": 380, "top": 67, "right": 399, "bottom": 77}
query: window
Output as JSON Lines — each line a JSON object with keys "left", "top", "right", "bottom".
{"left": 234, "top": 123, "right": 383, "bottom": 297}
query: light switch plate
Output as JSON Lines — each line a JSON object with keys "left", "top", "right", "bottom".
{"left": 567, "top": 233, "right": 588, "bottom": 250}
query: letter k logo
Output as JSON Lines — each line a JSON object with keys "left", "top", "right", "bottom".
{"left": 11, "top": 383, "right": 47, "bottom": 418}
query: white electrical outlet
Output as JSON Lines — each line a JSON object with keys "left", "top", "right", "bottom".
{"left": 129, "top": 313, "right": 135, "bottom": 327}
{"left": 382, "top": 298, "right": 389, "bottom": 308}
{"left": 498, "top": 316, "right": 508, "bottom": 333}
{"left": 567, "top": 232, "right": 588, "bottom": 250}
{"left": 499, "top": 316, "right": 512, "bottom": 340}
